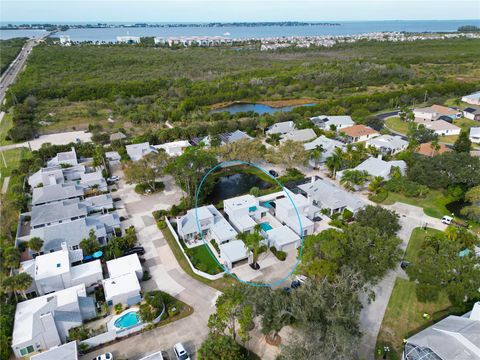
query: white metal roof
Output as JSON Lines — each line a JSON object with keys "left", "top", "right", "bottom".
{"left": 106, "top": 254, "right": 142, "bottom": 278}
{"left": 103, "top": 272, "right": 141, "bottom": 299}
{"left": 34, "top": 249, "right": 70, "bottom": 280}
{"left": 267, "top": 226, "right": 300, "bottom": 247}
{"left": 220, "top": 240, "right": 249, "bottom": 263}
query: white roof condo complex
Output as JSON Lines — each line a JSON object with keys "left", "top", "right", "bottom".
{"left": 224, "top": 195, "right": 269, "bottom": 234}
{"left": 177, "top": 205, "right": 238, "bottom": 244}
{"left": 107, "top": 253, "right": 143, "bottom": 280}
{"left": 11, "top": 284, "right": 96, "bottom": 358}
{"left": 126, "top": 142, "right": 158, "bottom": 161}
{"left": 104, "top": 254, "right": 143, "bottom": 306}
{"left": 274, "top": 192, "right": 317, "bottom": 237}
{"left": 299, "top": 178, "right": 365, "bottom": 215}
{"left": 266, "top": 225, "right": 301, "bottom": 252}
{"left": 47, "top": 147, "right": 78, "bottom": 167}
{"left": 30, "top": 341, "right": 78, "bottom": 360}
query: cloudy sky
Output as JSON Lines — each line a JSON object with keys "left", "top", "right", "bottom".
{"left": 1, "top": 0, "right": 479, "bottom": 22}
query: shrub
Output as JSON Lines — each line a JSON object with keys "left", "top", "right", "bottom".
{"left": 342, "top": 209, "right": 353, "bottom": 221}
{"left": 142, "top": 270, "right": 151, "bottom": 281}
{"left": 210, "top": 239, "right": 220, "bottom": 254}
{"left": 369, "top": 189, "right": 389, "bottom": 203}
{"left": 270, "top": 246, "right": 287, "bottom": 261}
{"left": 134, "top": 181, "right": 165, "bottom": 194}
{"left": 153, "top": 209, "right": 168, "bottom": 220}
{"left": 114, "top": 303, "right": 123, "bottom": 314}
{"left": 259, "top": 244, "right": 267, "bottom": 254}
{"left": 68, "top": 326, "right": 91, "bottom": 341}
{"left": 328, "top": 219, "right": 345, "bottom": 228}
{"left": 168, "top": 304, "right": 180, "bottom": 317}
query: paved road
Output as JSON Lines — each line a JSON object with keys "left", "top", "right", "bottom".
{"left": 0, "top": 38, "right": 37, "bottom": 105}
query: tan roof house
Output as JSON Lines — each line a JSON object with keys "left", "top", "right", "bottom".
{"left": 341, "top": 125, "right": 379, "bottom": 143}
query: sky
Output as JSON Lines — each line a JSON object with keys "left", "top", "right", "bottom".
{"left": 1, "top": 0, "right": 479, "bottom": 23}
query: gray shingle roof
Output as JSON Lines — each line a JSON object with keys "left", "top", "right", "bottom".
{"left": 31, "top": 199, "right": 87, "bottom": 227}
{"left": 32, "top": 183, "right": 84, "bottom": 205}
{"left": 266, "top": 121, "right": 295, "bottom": 134}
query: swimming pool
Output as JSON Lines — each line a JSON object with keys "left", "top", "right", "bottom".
{"left": 114, "top": 310, "right": 141, "bottom": 329}
{"left": 260, "top": 222, "right": 273, "bottom": 231}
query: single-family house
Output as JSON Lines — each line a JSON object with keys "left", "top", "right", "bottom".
{"left": 11, "top": 284, "right": 96, "bottom": 358}
{"left": 462, "top": 92, "right": 480, "bottom": 106}
{"left": 338, "top": 156, "right": 407, "bottom": 180}
{"left": 415, "top": 142, "right": 451, "bottom": 157}
{"left": 266, "top": 225, "right": 301, "bottom": 252}
{"left": 366, "top": 135, "right": 408, "bottom": 154}
{"left": 280, "top": 128, "right": 317, "bottom": 143}
{"left": 20, "top": 245, "right": 102, "bottom": 296}
{"left": 274, "top": 192, "right": 317, "bottom": 237}
{"left": 470, "top": 127, "right": 480, "bottom": 144}
{"left": 126, "top": 142, "right": 158, "bottom": 161}
{"left": 413, "top": 105, "right": 461, "bottom": 122}
{"left": 176, "top": 205, "right": 237, "bottom": 244}
{"left": 219, "top": 240, "right": 250, "bottom": 270}
{"left": 104, "top": 254, "right": 143, "bottom": 306}
{"left": 30, "top": 341, "right": 78, "bottom": 360}
{"left": 424, "top": 120, "right": 461, "bottom": 136}
{"left": 220, "top": 130, "right": 253, "bottom": 144}
{"left": 341, "top": 125, "right": 380, "bottom": 143}
{"left": 298, "top": 178, "right": 365, "bottom": 216}
{"left": 403, "top": 302, "right": 480, "bottom": 360}
{"left": 266, "top": 121, "right": 296, "bottom": 135}
{"left": 47, "top": 147, "right": 78, "bottom": 167}
{"left": 224, "top": 195, "right": 269, "bottom": 234}
{"left": 154, "top": 140, "right": 191, "bottom": 156}
{"left": 304, "top": 136, "right": 345, "bottom": 165}
{"left": 116, "top": 36, "right": 141, "bottom": 44}
{"left": 105, "top": 151, "right": 121, "bottom": 164}
{"left": 463, "top": 106, "right": 480, "bottom": 121}
{"left": 110, "top": 132, "right": 127, "bottom": 142}
{"left": 310, "top": 115, "right": 355, "bottom": 130}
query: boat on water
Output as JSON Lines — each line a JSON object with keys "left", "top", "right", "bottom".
{"left": 223, "top": 32, "right": 231, "bottom": 36}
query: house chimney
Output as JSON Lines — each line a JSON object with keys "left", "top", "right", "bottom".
{"left": 48, "top": 174, "right": 56, "bottom": 186}
{"left": 61, "top": 242, "right": 68, "bottom": 252}
{"left": 377, "top": 154, "right": 383, "bottom": 161}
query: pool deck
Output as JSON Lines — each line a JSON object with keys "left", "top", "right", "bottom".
{"left": 107, "top": 307, "right": 142, "bottom": 332}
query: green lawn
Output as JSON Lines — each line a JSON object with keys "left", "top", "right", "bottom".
{"left": 0, "top": 112, "right": 13, "bottom": 146}
{"left": 404, "top": 227, "right": 443, "bottom": 263}
{"left": 385, "top": 117, "right": 410, "bottom": 135}
{"left": 0, "top": 147, "right": 30, "bottom": 189}
{"left": 379, "top": 189, "right": 456, "bottom": 219}
{"left": 376, "top": 278, "right": 452, "bottom": 359}
{"left": 186, "top": 243, "right": 223, "bottom": 275}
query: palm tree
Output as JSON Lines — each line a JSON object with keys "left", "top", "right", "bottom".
{"left": 444, "top": 225, "right": 458, "bottom": 241}
{"left": 368, "top": 176, "right": 385, "bottom": 194}
{"left": 3, "top": 246, "right": 20, "bottom": 269}
{"left": 28, "top": 237, "right": 44, "bottom": 253}
{"left": 14, "top": 273, "right": 33, "bottom": 300}
{"left": 325, "top": 147, "right": 344, "bottom": 179}
{"left": 340, "top": 170, "right": 369, "bottom": 191}
{"left": 238, "top": 225, "right": 263, "bottom": 270}
{"left": 309, "top": 145, "right": 323, "bottom": 169}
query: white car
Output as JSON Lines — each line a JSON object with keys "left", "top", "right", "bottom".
{"left": 107, "top": 175, "right": 120, "bottom": 182}
{"left": 173, "top": 343, "right": 190, "bottom": 360}
{"left": 441, "top": 216, "right": 453, "bottom": 225}
{"left": 93, "top": 353, "right": 113, "bottom": 360}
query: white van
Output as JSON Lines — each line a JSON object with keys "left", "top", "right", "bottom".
{"left": 441, "top": 216, "right": 453, "bottom": 225}
{"left": 173, "top": 343, "right": 190, "bottom": 360}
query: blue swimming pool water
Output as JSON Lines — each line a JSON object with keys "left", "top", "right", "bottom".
{"left": 260, "top": 222, "right": 273, "bottom": 231}
{"left": 114, "top": 311, "right": 141, "bottom": 329}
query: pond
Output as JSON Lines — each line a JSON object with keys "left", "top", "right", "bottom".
{"left": 207, "top": 173, "right": 272, "bottom": 204}
{"left": 445, "top": 200, "right": 468, "bottom": 218}
{"left": 210, "top": 102, "right": 316, "bottom": 115}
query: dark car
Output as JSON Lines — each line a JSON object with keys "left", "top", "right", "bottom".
{"left": 123, "top": 246, "right": 145, "bottom": 256}
{"left": 269, "top": 170, "right": 279, "bottom": 177}
{"left": 291, "top": 280, "right": 301, "bottom": 289}
{"left": 400, "top": 260, "right": 411, "bottom": 269}
{"left": 283, "top": 286, "right": 292, "bottom": 294}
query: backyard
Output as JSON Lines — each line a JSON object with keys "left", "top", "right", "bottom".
{"left": 185, "top": 243, "right": 223, "bottom": 275}
{"left": 375, "top": 228, "right": 453, "bottom": 359}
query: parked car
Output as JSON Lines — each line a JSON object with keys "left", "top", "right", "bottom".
{"left": 269, "top": 169, "right": 279, "bottom": 177}
{"left": 123, "top": 246, "right": 145, "bottom": 256}
{"left": 173, "top": 343, "right": 190, "bottom": 360}
{"left": 107, "top": 175, "right": 120, "bottom": 182}
{"left": 400, "top": 260, "right": 411, "bottom": 270}
{"left": 283, "top": 286, "right": 292, "bottom": 294}
{"left": 93, "top": 352, "right": 113, "bottom": 360}
{"left": 291, "top": 280, "right": 301, "bottom": 289}
{"left": 441, "top": 215, "right": 453, "bottom": 225}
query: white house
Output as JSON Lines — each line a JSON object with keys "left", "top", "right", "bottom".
{"left": 30, "top": 341, "right": 78, "bottom": 360}
{"left": 310, "top": 115, "right": 355, "bottom": 130}
{"left": 176, "top": 205, "right": 237, "bottom": 245}
{"left": 103, "top": 272, "right": 141, "bottom": 306}
{"left": 463, "top": 106, "right": 480, "bottom": 121}
{"left": 338, "top": 156, "right": 407, "bottom": 180}
{"left": 219, "top": 240, "right": 250, "bottom": 270}
{"left": 274, "top": 192, "right": 317, "bottom": 237}
{"left": 413, "top": 105, "right": 461, "bottom": 122}
{"left": 126, "top": 142, "right": 158, "bottom": 161}
{"left": 105, "top": 151, "right": 121, "bottom": 164}
{"left": 266, "top": 121, "right": 296, "bottom": 135}
{"left": 47, "top": 147, "right": 78, "bottom": 167}
{"left": 154, "top": 140, "right": 191, "bottom": 156}
{"left": 470, "top": 127, "right": 480, "bottom": 144}
{"left": 280, "top": 128, "right": 317, "bottom": 143}
{"left": 116, "top": 36, "right": 141, "bottom": 44}
{"left": 366, "top": 135, "right": 408, "bottom": 154}
{"left": 266, "top": 225, "right": 301, "bottom": 252}
{"left": 462, "top": 91, "right": 480, "bottom": 106}
{"left": 11, "top": 284, "right": 96, "bottom": 358}
{"left": 424, "top": 120, "right": 461, "bottom": 136}
{"left": 403, "top": 302, "right": 480, "bottom": 360}
{"left": 20, "top": 245, "right": 102, "bottom": 296}
{"left": 304, "top": 136, "right": 345, "bottom": 165}
{"left": 104, "top": 254, "right": 143, "bottom": 306}
{"left": 224, "top": 195, "right": 269, "bottom": 234}
{"left": 299, "top": 178, "right": 365, "bottom": 216}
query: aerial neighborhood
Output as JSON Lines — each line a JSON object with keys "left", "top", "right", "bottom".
{"left": 0, "top": 16, "right": 480, "bottom": 360}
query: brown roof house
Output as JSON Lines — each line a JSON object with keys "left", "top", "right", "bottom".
{"left": 341, "top": 125, "right": 379, "bottom": 143}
